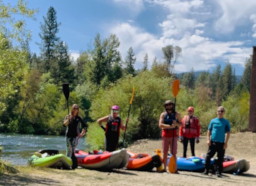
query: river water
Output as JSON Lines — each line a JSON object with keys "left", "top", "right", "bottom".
{"left": 0, "top": 134, "right": 87, "bottom": 165}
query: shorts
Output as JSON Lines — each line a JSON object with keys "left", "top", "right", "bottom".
{"left": 162, "top": 136, "right": 178, "bottom": 155}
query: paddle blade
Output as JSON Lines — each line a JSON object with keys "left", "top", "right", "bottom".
{"left": 172, "top": 79, "right": 180, "bottom": 98}
{"left": 129, "top": 87, "right": 135, "bottom": 104}
{"left": 62, "top": 83, "right": 70, "bottom": 100}
{"left": 168, "top": 156, "right": 177, "bottom": 173}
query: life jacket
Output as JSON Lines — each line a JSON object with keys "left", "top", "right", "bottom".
{"left": 162, "top": 112, "right": 178, "bottom": 138}
{"left": 179, "top": 115, "right": 200, "bottom": 138}
{"left": 105, "top": 116, "right": 121, "bottom": 137}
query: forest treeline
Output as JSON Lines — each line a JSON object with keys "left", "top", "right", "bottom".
{"left": 0, "top": 3, "right": 252, "bottom": 149}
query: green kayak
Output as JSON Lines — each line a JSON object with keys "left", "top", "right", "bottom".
{"left": 28, "top": 149, "right": 72, "bottom": 169}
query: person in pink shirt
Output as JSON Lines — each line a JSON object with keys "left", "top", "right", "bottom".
{"left": 179, "top": 106, "right": 201, "bottom": 158}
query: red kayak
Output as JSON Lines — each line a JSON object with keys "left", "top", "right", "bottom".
{"left": 223, "top": 159, "right": 250, "bottom": 174}
{"left": 75, "top": 149, "right": 129, "bottom": 170}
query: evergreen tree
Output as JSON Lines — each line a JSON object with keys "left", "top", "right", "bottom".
{"left": 76, "top": 52, "right": 90, "bottom": 85}
{"left": 54, "top": 41, "right": 75, "bottom": 86}
{"left": 124, "top": 47, "right": 136, "bottom": 76}
{"left": 143, "top": 53, "right": 148, "bottom": 71}
{"left": 221, "top": 63, "right": 233, "bottom": 99}
{"left": 181, "top": 69, "right": 195, "bottom": 89}
{"left": 196, "top": 71, "right": 211, "bottom": 88}
{"left": 241, "top": 58, "right": 252, "bottom": 91}
{"left": 88, "top": 34, "right": 121, "bottom": 85}
{"left": 39, "top": 6, "right": 59, "bottom": 72}
{"left": 211, "top": 65, "right": 222, "bottom": 105}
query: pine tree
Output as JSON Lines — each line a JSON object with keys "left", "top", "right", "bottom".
{"left": 88, "top": 34, "right": 122, "bottom": 85}
{"left": 182, "top": 69, "right": 195, "bottom": 89}
{"left": 54, "top": 41, "right": 75, "bottom": 86}
{"left": 124, "top": 47, "right": 136, "bottom": 76}
{"left": 143, "top": 53, "right": 148, "bottom": 71}
{"left": 221, "top": 63, "right": 233, "bottom": 99}
{"left": 241, "top": 58, "right": 252, "bottom": 91}
{"left": 39, "top": 6, "right": 59, "bottom": 72}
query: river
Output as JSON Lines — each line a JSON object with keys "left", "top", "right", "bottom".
{"left": 0, "top": 134, "right": 87, "bottom": 165}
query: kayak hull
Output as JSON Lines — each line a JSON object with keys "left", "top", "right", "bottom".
{"left": 76, "top": 149, "right": 129, "bottom": 170}
{"left": 126, "top": 153, "right": 162, "bottom": 171}
{"left": 28, "top": 153, "right": 72, "bottom": 169}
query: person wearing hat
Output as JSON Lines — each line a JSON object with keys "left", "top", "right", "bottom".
{"left": 97, "top": 105, "right": 126, "bottom": 152}
{"left": 203, "top": 106, "right": 231, "bottom": 177}
{"left": 179, "top": 106, "right": 201, "bottom": 158}
{"left": 159, "top": 100, "right": 181, "bottom": 172}
{"left": 63, "top": 104, "right": 88, "bottom": 169}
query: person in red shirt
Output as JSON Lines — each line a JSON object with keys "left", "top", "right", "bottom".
{"left": 159, "top": 100, "right": 181, "bottom": 172}
{"left": 179, "top": 106, "right": 201, "bottom": 158}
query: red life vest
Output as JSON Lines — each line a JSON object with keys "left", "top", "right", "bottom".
{"left": 179, "top": 115, "right": 200, "bottom": 138}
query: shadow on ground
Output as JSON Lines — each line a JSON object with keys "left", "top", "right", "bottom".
{"left": 0, "top": 174, "right": 60, "bottom": 186}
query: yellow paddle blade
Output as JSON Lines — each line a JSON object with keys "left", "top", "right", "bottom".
{"left": 129, "top": 87, "right": 135, "bottom": 104}
{"left": 172, "top": 79, "right": 180, "bottom": 98}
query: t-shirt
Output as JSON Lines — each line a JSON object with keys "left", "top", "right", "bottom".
{"left": 208, "top": 117, "right": 231, "bottom": 143}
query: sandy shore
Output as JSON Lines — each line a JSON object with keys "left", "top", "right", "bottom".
{"left": 1, "top": 132, "right": 255, "bottom": 186}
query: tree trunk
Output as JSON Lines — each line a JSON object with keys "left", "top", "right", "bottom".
{"left": 249, "top": 46, "right": 256, "bottom": 132}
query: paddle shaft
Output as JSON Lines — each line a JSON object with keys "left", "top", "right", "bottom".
{"left": 122, "top": 103, "right": 132, "bottom": 146}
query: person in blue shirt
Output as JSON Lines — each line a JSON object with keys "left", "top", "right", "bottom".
{"left": 203, "top": 106, "right": 231, "bottom": 177}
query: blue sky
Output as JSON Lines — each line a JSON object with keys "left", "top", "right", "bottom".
{"left": 9, "top": 0, "right": 256, "bottom": 75}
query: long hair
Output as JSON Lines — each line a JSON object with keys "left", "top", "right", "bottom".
{"left": 71, "top": 104, "right": 79, "bottom": 117}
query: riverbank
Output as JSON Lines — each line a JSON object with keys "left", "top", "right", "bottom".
{"left": 1, "top": 132, "right": 256, "bottom": 185}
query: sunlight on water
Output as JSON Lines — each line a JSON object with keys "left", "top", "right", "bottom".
{"left": 0, "top": 134, "right": 87, "bottom": 165}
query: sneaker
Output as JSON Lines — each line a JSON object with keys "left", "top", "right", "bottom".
{"left": 203, "top": 170, "right": 209, "bottom": 175}
{"left": 216, "top": 172, "right": 222, "bottom": 177}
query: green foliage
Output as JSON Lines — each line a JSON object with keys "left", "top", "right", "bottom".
{"left": 222, "top": 91, "right": 249, "bottom": 132}
{"left": 87, "top": 71, "right": 174, "bottom": 149}
{"left": 0, "top": 34, "right": 28, "bottom": 114}
{"left": 240, "top": 58, "right": 252, "bottom": 91}
{"left": 86, "top": 123, "right": 105, "bottom": 150}
{"left": 0, "top": 0, "right": 35, "bottom": 45}
{"left": 85, "top": 34, "right": 122, "bottom": 86}
{"left": 181, "top": 69, "right": 195, "bottom": 89}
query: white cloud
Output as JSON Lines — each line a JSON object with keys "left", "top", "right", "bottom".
{"left": 106, "top": 0, "right": 253, "bottom": 74}
{"left": 112, "top": 0, "right": 144, "bottom": 15}
{"left": 70, "top": 51, "right": 80, "bottom": 62}
{"left": 214, "top": 0, "right": 256, "bottom": 34}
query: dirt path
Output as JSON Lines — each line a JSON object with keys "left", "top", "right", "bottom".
{"left": 1, "top": 132, "right": 256, "bottom": 186}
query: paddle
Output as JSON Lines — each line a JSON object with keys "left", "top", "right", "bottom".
{"left": 168, "top": 79, "right": 180, "bottom": 173}
{"left": 62, "top": 83, "right": 70, "bottom": 115}
{"left": 122, "top": 87, "right": 135, "bottom": 148}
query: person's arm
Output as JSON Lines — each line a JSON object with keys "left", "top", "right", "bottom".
{"left": 174, "top": 112, "right": 181, "bottom": 128}
{"left": 63, "top": 115, "right": 71, "bottom": 126}
{"left": 158, "top": 113, "right": 176, "bottom": 129}
{"left": 206, "top": 130, "right": 211, "bottom": 146}
{"left": 97, "top": 116, "right": 109, "bottom": 131}
{"left": 196, "top": 118, "right": 201, "bottom": 143}
{"left": 120, "top": 119, "right": 126, "bottom": 130}
{"left": 79, "top": 117, "right": 88, "bottom": 137}
{"left": 224, "top": 132, "right": 230, "bottom": 149}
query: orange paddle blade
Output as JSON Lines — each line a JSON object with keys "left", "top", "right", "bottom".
{"left": 129, "top": 87, "right": 135, "bottom": 104}
{"left": 172, "top": 79, "right": 180, "bottom": 98}
{"left": 168, "top": 156, "right": 177, "bottom": 173}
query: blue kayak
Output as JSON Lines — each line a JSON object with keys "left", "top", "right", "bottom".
{"left": 167, "top": 156, "right": 205, "bottom": 171}
{"left": 177, "top": 157, "right": 205, "bottom": 171}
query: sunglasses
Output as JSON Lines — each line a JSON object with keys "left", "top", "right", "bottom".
{"left": 165, "top": 104, "right": 173, "bottom": 106}
{"left": 218, "top": 110, "right": 224, "bottom": 113}
{"left": 113, "top": 110, "right": 119, "bottom": 113}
